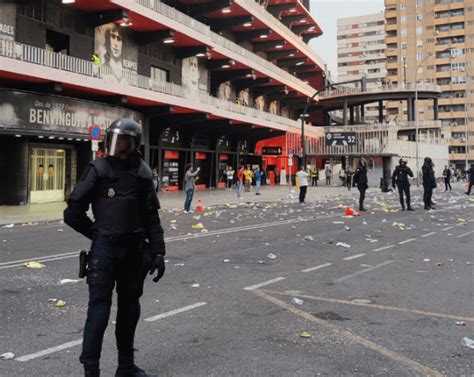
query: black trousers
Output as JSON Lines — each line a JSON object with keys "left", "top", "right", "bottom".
{"left": 467, "top": 183, "right": 473, "bottom": 195}
{"left": 80, "top": 235, "right": 146, "bottom": 368}
{"left": 397, "top": 184, "right": 411, "bottom": 208}
{"left": 326, "top": 177, "right": 331, "bottom": 186}
{"left": 444, "top": 178, "right": 452, "bottom": 191}
{"left": 299, "top": 185, "right": 307, "bottom": 203}
{"left": 358, "top": 186, "right": 367, "bottom": 208}
{"left": 311, "top": 177, "right": 318, "bottom": 186}
{"left": 423, "top": 185, "right": 433, "bottom": 208}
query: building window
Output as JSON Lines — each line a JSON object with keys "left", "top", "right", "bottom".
{"left": 416, "top": 52, "right": 424, "bottom": 61}
{"left": 416, "top": 14, "right": 423, "bottom": 21}
{"left": 401, "top": 42, "right": 407, "bottom": 49}
{"left": 416, "top": 27, "right": 423, "bottom": 35}
{"left": 416, "top": 0, "right": 422, "bottom": 8}
{"left": 401, "top": 29, "right": 408, "bottom": 36}
{"left": 400, "top": 3, "right": 406, "bottom": 10}
{"left": 401, "top": 16, "right": 407, "bottom": 23}
{"left": 151, "top": 66, "right": 169, "bottom": 82}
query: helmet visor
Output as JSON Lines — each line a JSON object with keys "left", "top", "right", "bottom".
{"left": 106, "top": 129, "right": 135, "bottom": 157}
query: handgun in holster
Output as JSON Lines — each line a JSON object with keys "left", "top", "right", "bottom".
{"left": 79, "top": 250, "right": 90, "bottom": 278}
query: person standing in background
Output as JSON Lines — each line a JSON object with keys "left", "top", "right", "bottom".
{"left": 296, "top": 166, "right": 309, "bottom": 204}
{"left": 243, "top": 165, "right": 253, "bottom": 192}
{"left": 226, "top": 166, "right": 234, "bottom": 190}
{"left": 254, "top": 166, "right": 263, "bottom": 195}
{"left": 310, "top": 166, "right": 318, "bottom": 187}
{"left": 280, "top": 167, "right": 287, "bottom": 185}
{"left": 422, "top": 157, "right": 437, "bottom": 210}
{"left": 353, "top": 159, "right": 368, "bottom": 211}
{"left": 325, "top": 166, "right": 332, "bottom": 186}
{"left": 465, "top": 164, "right": 474, "bottom": 195}
{"left": 236, "top": 166, "right": 244, "bottom": 199}
{"left": 184, "top": 164, "right": 200, "bottom": 213}
{"left": 443, "top": 165, "right": 452, "bottom": 192}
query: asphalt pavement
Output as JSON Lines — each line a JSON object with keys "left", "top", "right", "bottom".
{"left": 0, "top": 186, "right": 473, "bottom": 376}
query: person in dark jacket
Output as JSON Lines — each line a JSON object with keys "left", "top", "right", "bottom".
{"left": 443, "top": 165, "right": 452, "bottom": 191}
{"left": 392, "top": 158, "right": 414, "bottom": 210}
{"left": 64, "top": 119, "right": 165, "bottom": 377}
{"left": 345, "top": 168, "right": 353, "bottom": 191}
{"left": 466, "top": 164, "right": 474, "bottom": 195}
{"left": 422, "top": 157, "right": 437, "bottom": 210}
{"left": 353, "top": 158, "right": 368, "bottom": 211}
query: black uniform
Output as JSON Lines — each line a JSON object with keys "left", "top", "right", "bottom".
{"left": 422, "top": 158, "right": 437, "bottom": 210}
{"left": 443, "top": 168, "right": 452, "bottom": 191}
{"left": 353, "top": 162, "right": 368, "bottom": 211}
{"left": 466, "top": 166, "right": 474, "bottom": 195}
{"left": 392, "top": 164, "right": 414, "bottom": 210}
{"left": 64, "top": 120, "right": 164, "bottom": 377}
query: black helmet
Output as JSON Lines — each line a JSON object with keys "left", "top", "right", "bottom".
{"left": 399, "top": 158, "right": 406, "bottom": 165}
{"left": 105, "top": 118, "right": 142, "bottom": 157}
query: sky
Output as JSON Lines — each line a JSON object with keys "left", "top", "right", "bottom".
{"left": 308, "top": 0, "right": 384, "bottom": 79}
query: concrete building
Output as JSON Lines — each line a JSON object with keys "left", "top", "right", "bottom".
{"left": 384, "top": 0, "right": 474, "bottom": 170}
{"left": 0, "top": 0, "right": 327, "bottom": 205}
{"left": 337, "top": 12, "right": 387, "bottom": 123}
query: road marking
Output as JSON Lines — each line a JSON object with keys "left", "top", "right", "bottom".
{"left": 0, "top": 214, "right": 341, "bottom": 270}
{"left": 334, "top": 261, "right": 394, "bottom": 283}
{"left": 267, "top": 290, "right": 474, "bottom": 324}
{"left": 373, "top": 245, "right": 395, "bottom": 252}
{"left": 442, "top": 226, "right": 454, "bottom": 231}
{"left": 251, "top": 289, "right": 444, "bottom": 377}
{"left": 144, "top": 302, "right": 207, "bottom": 322}
{"left": 343, "top": 253, "right": 365, "bottom": 261}
{"left": 301, "top": 262, "right": 333, "bottom": 273}
{"left": 16, "top": 339, "right": 83, "bottom": 362}
{"left": 457, "top": 230, "right": 474, "bottom": 239}
{"left": 421, "top": 232, "right": 437, "bottom": 238}
{"left": 244, "top": 277, "right": 286, "bottom": 291}
{"left": 398, "top": 238, "right": 416, "bottom": 245}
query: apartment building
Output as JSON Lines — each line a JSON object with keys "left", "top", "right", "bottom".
{"left": 0, "top": 0, "right": 326, "bottom": 205}
{"left": 337, "top": 12, "right": 386, "bottom": 123}
{"left": 384, "top": 0, "right": 474, "bottom": 169}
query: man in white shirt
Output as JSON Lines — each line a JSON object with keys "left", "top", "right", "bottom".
{"left": 296, "top": 166, "right": 309, "bottom": 204}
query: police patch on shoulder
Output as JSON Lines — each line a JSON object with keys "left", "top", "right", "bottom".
{"left": 107, "top": 188, "right": 116, "bottom": 198}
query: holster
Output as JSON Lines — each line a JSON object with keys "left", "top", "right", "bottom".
{"left": 79, "top": 250, "right": 89, "bottom": 278}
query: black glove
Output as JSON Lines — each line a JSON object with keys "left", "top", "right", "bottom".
{"left": 149, "top": 254, "right": 165, "bottom": 283}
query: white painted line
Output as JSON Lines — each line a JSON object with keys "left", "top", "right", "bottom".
{"left": 244, "top": 277, "right": 286, "bottom": 291}
{"left": 0, "top": 251, "right": 79, "bottom": 267}
{"left": 343, "top": 253, "right": 365, "bottom": 261}
{"left": 16, "top": 339, "right": 82, "bottom": 362}
{"left": 373, "top": 245, "right": 395, "bottom": 252}
{"left": 301, "top": 262, "right": 333, "bottom": 273}
{"left": 144, "top": 302, "right": 207, "bottom": 322}
{"left": 421, "top": 232, "right": 437, "bottom": 238}
{"left": 457, "top": 230, "right": 474, "bottom": 239}
{"left": 398, "top": 238, "right": 416, "bottom": 245}
{"left": 334, "top": 261, "right": 394, "bottom": 283}
{"left": 442, "top": 226, "right": 454, "bottom": 231}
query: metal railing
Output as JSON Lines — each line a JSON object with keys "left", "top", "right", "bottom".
{"left": 237, "top": 0, "right": 326, "bottom": 71}
{"left": 321, "top": 82, "right": 442, "bottom": 98}
{"left": 133, "top": 0, "right": 316, "bottom": 94}
{"left": 0, "top": 39, "right": 303, "bottom": 132}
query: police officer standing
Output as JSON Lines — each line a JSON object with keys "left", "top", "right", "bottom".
{"left": 353, "top": 158, "right": 368, "bottom": 211}
{"left": 392, "top": 158, "right": 414, "bottom": 211}
{"left": 64, "top": 118, "right": 165, "bottom": 377}
{"left": 422, "top": 156, "right": 437, "bottom": 210}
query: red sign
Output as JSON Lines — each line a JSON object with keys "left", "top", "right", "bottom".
{"left": 195, "top": 152, "right": 207, "bottom": 160}
{"left": 219, "top": 154, "right": 229, "bottom": 161}
{"left": 164, "top": 151, "right": 180, "bottom": 159}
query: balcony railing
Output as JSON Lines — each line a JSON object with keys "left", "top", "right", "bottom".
{"left": 0, "top": 39, "right": 304, "bottom": 132}
{"left": 133, "top": 0, "right": 316, "bottom": 94}
{"left": 321, "top": 82, "right": 442, "bottom": 98}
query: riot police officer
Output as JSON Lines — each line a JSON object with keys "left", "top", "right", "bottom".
{"left": 422, "top": 157, "right": 437, "bottom": 210}
{"left": 392, "top": 158, "right": 414, "bottom": 211}
{"left": 64, "top": 118, "right": 165, "bottom": 377}
{"left": 353, "top": 158, "right": 368, "bottom": 211}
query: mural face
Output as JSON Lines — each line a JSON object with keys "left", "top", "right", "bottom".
{"left": 94, "top": 23, "right": 138, "bottom": 85}
{"left": 182, "top": 56, "right": 208, "bottom": 99}
{"left": 269, "top": 100, "right": 278, "bottom": 115}
{"left": 255, "top": 95, "right": 266, "bottom": 111}
{"left": 238, "top": 88, "right": 250, "bottom": 106}
{"left": 280, "top": 105, "right": 290, "bottom": 118}
{"left": 217, "top": 81, "right": 232, "bottom": 101}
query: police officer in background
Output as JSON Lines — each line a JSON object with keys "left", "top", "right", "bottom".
{"left": 64, "top": 118, "right": 165, "bottom": 377}
{"left": 422, "top": 156, "right": 437, "bottom": 210}
{"left": 392, "top": 158, "right": 414, "bottom": 211}
{"left": 353, "top": 158, "right": 368, "bottom": 211}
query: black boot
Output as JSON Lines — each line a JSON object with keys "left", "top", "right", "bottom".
{"left": 359, "top": 206, "right": 367, "bottom": 212}
{"left": 115, "top": 365, "right": 157, "bottom": 377}
{"left": 407, "top": 206, "right": 415, "bottom": 211}
{"left": 84, "top": 362, "right": 100, "bottom": 377}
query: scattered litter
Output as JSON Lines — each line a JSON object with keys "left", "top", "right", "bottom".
{"left": 57, "top": 228, "right": 64, "bottom": 232}
{"left": 436, "top": 262, "right": 444, "bottom": 267}
{"left": 456, "top": 218, "right": 466, "bottom": 223}
{"left": 170, "top": 220, "right": 177, "bottom": 224}
{"left": 24, "top": 261, "right": 45, "bottom": 269}
{"left": 192, "top": 223, "right": 204, "bottom": 229}
{"left": 423, "top": 258, "right": 430, "bottom": 262}
{"left": 48, "top": 298, "right": 58, "bottom": 302}
{"left": 59, "top": 278, "right": 82, "bottom": 285}
{"left": 291, "top": 298, "right": 304, "bottom": 305}
{"left": 201, "top": 229, "right": 208, "bottom": 233}
{"left": 223, "top": 259, "right": 230, "bottom": 263}
{"left": 299, "top": 332, "right": 312, "bottom": 338}
{"left": 192, "top": 215, "right": 201, "bottom": 220}
{"left": 455, "top": 321, "right": 466, "bottom": 326}
{"left": 304, "top": 235, "right": 314, "bottom": 241}
{"left": 2, "top": 224, "right": 14, "bottom": 229}
{"left": 267, "top": 253, "right": 277, "bottom": 259}
{"left": 336, "top": 242, "right": 351, "bottom": 248}
{"left": 0, "top": 352, "right": 15, "bottom": 360}
{"left": 55, "top": 300, "right": 67, "bottom": 308}
{"left": 392, "top": 222, "right": 406, "bottom": 230}
{"left": 344, "top": 226, "right": 351, "bottom": 231}
{"left": 461, "top": 337, "right": 474, "bottom": 349}
{"left": 191, "top": 283, "right": 200, "bottom": 288}
{"left": 258, "top": 261, "right": 264, "bottom": 264}
{"left": 174, "top": 263, "right": 184, "bottom": 267}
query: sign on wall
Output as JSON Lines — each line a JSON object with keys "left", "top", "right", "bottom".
{"left": 325, "top": 132, "right": 357, "bottom": 146}
{"left": 0, "top": 90, "right": 143, "bottom": 136}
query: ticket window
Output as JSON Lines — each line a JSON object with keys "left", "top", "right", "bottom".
{"left": 194, "top": 152, "right": 208, "bottom": 189}
{"left": 30, "top": 148, "right": 66, "bottom": 203}
{"left": 162, "top": 150, "right": 180, "bottom": 191}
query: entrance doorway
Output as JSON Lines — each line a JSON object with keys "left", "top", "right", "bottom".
{"left": 30, "top": 148, "right": 66, "bottom": 203}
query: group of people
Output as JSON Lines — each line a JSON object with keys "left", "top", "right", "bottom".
{"left": 222, "top": 165, "right": 264, "bottom": 199}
